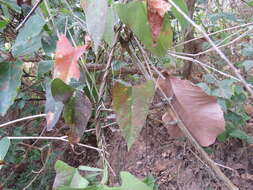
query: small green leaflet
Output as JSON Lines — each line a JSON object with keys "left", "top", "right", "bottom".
{"left": 102, "top": 172, "right": 152, "bottom": 190}
{"left": 0, "top": 61, "right": 23, "bottom": 116}
{"left": 0, "top": 137, "right": 10, "bottom": 170}
{"left": 0, "top": 0, "right": 21, "bottom": 13}
{"left": 53, "top": 160, "right": 153, "bottom": 190}
{"left": 242, "top": 60, "right": 253, "bottom": 71}
{"left": 115, "top": 1, "right": 173, "bottom": 57}
{"left": 212, "top": 79, "right": 235, "bottom": 99}
{"left": 53, "top": 160, "right": 89, "bottom": 190}
{"left": 247, "top": 1, "right": 253, "bottom": 6}
{"left": 12, "top": 15, "right": 45, "bottom": 57}
{"left": 37, "top": 60, "right": 53, "bottom": 76}
{"left": 51, "top": 79, "right": 74, "bottom": 103}
{"left": 112, "top": 80, "right": 155, "bottom": 150}
{"left": 170, "top": 0, "right": 189, "bottom": 31}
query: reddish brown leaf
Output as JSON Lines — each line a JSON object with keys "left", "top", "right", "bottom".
{"left": 158, "top": 75, "right": 225, "bottom": 146}
{"left": 54, "top": 35, "right": 88, "bottom": 84}
{"left": 147, "top": 0, "right": 171, "bottom": 42}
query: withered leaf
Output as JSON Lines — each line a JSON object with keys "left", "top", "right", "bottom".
{"left": 54, "top": 35, "right": 88, "bottom": 84}
{"left": 147, "top": 0, "right": 171, "bottom": 42}
{"left": 159, "top": 75, "right": 225, "bottom": 146}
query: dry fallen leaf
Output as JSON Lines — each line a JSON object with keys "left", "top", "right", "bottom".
{"left": 159, "top": 74, "right": 225, "bottom": 146}
{"left": 147, "top": 0, "right": 171, "bottom": 42}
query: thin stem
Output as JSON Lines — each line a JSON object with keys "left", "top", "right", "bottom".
{"left": 168, "top": 53, "right": 242, "bottom": 82}
{"left": 169, "top": 0, "right": 253, "bottom": 98}
{"left": 0, "top": 114, "right": 46, "bottom": 128}
{"left": 195, "top": 28, "right": 252, "bottom": 56}
{"left": 174, "top": 21, "right": 253, "bottom": 48}
{"left": 6, "top": 136, "right": 105, "bottom": 153}
{"left": 16, "top": 0, "right": 43, "bottom": 31}
{"left": 85, "top": 122, "right": 117, "bottom": 133}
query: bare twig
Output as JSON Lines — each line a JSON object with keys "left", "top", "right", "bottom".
{"left": 16, "top": 0, "right": 43, "bottom": 31}
{"left": 98, "top": 31, "right": 120, "bottom": 99}
{"left": 195, "top": 28, "right": 252, "bottom": 56}
{"left": 6, "top": 136, "right": 105, "bottom": 153}
{"left": 168, "top": 53, "right": 242, "bottom": 82}
{"left": 169, "top": 0, "right": 253, "bottom": 98}
{"left": 174, "top": 21, "right": 253, "bottom": 48}
{"left": 84, "top": 122, "right": 117, "bottom": 133}
{"left": 0, "top": 114, "right": 46, "bottom": 128}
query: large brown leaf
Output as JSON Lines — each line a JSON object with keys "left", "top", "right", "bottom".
{"left": 159, "top": 75, "right": 225, "bottom": 146}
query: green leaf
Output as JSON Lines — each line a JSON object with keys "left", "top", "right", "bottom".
{"left": 115, "top": 1, "right": 173, "bottom": 56}
{"left": 103, "top": 7, "right": 117, "bottom": 46}
{"left": 212, "top": 79, "right": 235, "bottom": 99}
{"left": 53, "top": 160, "right": 89, "bottom": 190}
{"left": 84, "top": 0, "right": 108, "bottom": 52}
{"left": 203, "top": 74, "right": 218, "bottom": 84}
{"left": 42, "top": 34, "right": 58, "bottom": 55}
{"left": 12, "top": 15, "right": 45, "bottom": 57}
{"left": 0, "top": 0, "right": 21, "bottom": 13}
{"left": 112, "top": 80, "right": 155, "bottom": 149}
{"left": 0, "top": 20, "right": 9, "bottom": 30}
{"left": 209, "top": 12, "right": 239, "bottom": 23}
{"left": 217, "top": 130, "right": 229, "bottom": 142}
{"left": 242, "top": 60, "right": 253, "bottom": 71}
{"left": 217, "top": 98, "right": 227, "bottom": 113}
{"left": 247, "top": 1, "right": 253, "bottom": 6}
{"left": 51, "top": 79, "right": 74, "bottom": 103}
{"left": 242, "top": 46, "right": 253, "bottom": 56}
{"left": 0, "top": 137, "right": 10, "bottom": 170}
{"left": 63, "top": 97, "right": 76, "bottom": 125}
{"left": 0, "top": 61, "right": 23, "bottom": 116}
{"left": 102, "top": 172, "right": 152, "bottom": 190}
{"left": 196, "top": 83, "right": 211, "bottom": 95}
{"left": 37, "top": 60, "right": 53, "bottom": 76}
{"left": 143, "top": 176, "right": 158, "bottom": 190}
{"left": 229, "top": 128, "right": 249, "bottom": 140}
{"left": 45, "top": 80, "right": 64, "bottom": 131}
{"left": 171, "top": 0, "right": 189, "bottom": 30}
{"left": 78, "top": 166, "right": 104, "bottom": 172}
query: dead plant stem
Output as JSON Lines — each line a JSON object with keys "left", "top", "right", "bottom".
{"left": 169, "top": 0, "right": 253, "bottom": 98}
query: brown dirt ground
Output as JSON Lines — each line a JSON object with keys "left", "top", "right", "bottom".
{"left": 1, "top": 104, "right": 253, "bottom": 190}
{"left": 98, "top": 108, "right": 253, "bottom": 190}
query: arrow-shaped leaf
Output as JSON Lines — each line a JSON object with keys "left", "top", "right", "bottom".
{"left": 112, "top": 80, "right": 155, "bottom": 149}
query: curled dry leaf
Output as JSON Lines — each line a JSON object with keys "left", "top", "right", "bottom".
{"left": 147, "top": 0, "right": 171, "bottom": 42}
{"left": 159, "top": 75, "right": 225, "bottom": 146}
{"left": 54, "top": 35, "right": 88, "bottom": 84}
